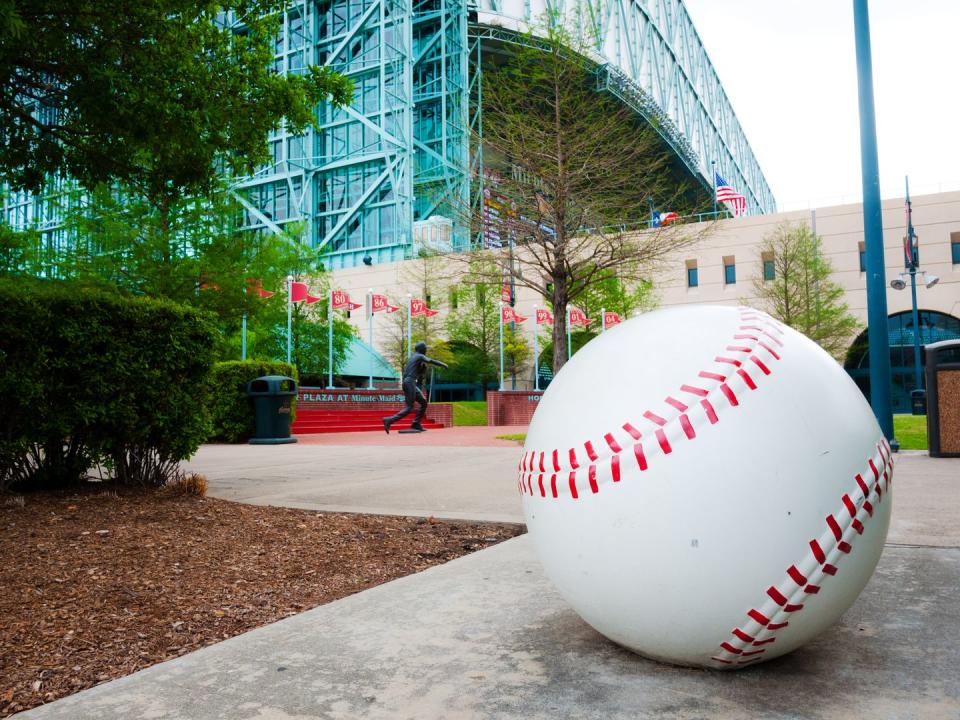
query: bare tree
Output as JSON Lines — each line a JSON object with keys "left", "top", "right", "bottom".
{"left": 458, "top": 18, "right": 710, "bottom": 372}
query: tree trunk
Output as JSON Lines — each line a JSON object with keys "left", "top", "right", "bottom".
{"left": 552, "top": 278, "right": 568, "bottom": 374}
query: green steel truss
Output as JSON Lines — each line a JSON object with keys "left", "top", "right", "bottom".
{"left": 4, "top": 0, "right": 775, "bottom": 269}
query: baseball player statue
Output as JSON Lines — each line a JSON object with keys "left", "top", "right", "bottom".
{"left": 383, "top": 341, "right": 448, "bottom": 433}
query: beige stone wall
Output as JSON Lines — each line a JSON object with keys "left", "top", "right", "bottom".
{"left": 328, "top": 191, "right": 960, "bottom": 357}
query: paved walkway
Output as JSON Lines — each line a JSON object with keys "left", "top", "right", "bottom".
{"left": 184, "top": 427, "right": 527, "bottom": 524}
{"left": 17, "top": 446, "right": 960, "bottom": 719}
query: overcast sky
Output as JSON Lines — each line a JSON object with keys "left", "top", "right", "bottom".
{"left": 682, "top": 0, "right": 960, "bottom": 211}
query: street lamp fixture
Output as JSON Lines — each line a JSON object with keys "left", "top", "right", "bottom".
{"left": 889, "top": 276, "right": 906, "bottom": 291}
{"left": 924, "top": 273, "right": 939, "bottom": 289}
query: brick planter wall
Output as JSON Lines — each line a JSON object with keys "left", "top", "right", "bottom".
{"left": 486, "top": 390, "right": 543, "bottom": 426}
{"left": 298, "top": 387, "right": 452, "bottom": 427}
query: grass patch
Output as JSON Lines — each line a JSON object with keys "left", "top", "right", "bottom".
{"left": 496, "top": 433, "right": 527, "bottom": 442}
{"left": 452, "top": 401, "right": 487, "bottom": 426}
{"left": 894, "top": 414, "right": 928, "bottom": 450}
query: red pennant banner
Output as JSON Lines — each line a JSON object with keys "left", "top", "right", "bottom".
{"left": 247, "top": 278, "right": 275, "bottom": 298}
{"left": 306, "top": 294, "right": 322, "bottom": 305}
{"left": 410, "top": 298, "right": 431, "bottom": 317}
{"left": 331, "top": 289, "right": 351, "bottom": 310}
{"left": 603, "top": 311, "right": 622, "bottom": 327}
{"left": 502, "top": 306, "right": 530, "bottom": 324}
{"left": 569, "top": 308, "right": 592, "bottom": 326}
{"left": 347, "top": 300, "right": 363, "bottom": 311}
{"left": 536, "top": 308, "right": 554, "bottom": 325}
{"left": 290, "top": 281, "right": 309, "bottom": 303}
{"left": 386, "top": 304, "right": 400, "bottom": 313}
{"left": 425, "top": 307, "right": 439, "bottom": 317}
{"left": 371, "top": 294, "right": 390, "bottom": 313}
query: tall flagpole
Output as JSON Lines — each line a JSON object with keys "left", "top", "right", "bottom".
{"left": 566, "top": 306, "right": 572, "bottom": 361}
{"left": 498, "top": 301, "right": 505, "bottom": 391}
{"left": 367, "top": 288, "right": 374, "bottom": 390}
{"left": 601, "top": 307, "right": 606, "bottom": 332}
{"left": 711, "top": 160, "right": 718, "bottom": 216}
{"left": 406, "top": 293, "right": 412, "bottom": 357}
{"left": 241, "top": 314, "right": 247, "bottom": 360}
{"left": 286, "top": 275, "right": 293, "bottom": 366}
{"left": 327, "top": 289, "right": 334, "bottom": 389}
{"left": 533, "top": 304, "right": 539, "bottom": 392}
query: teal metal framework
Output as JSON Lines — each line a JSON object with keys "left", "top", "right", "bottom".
{"left": 4, "top": 0, "right": 775, "bottom": 270}
{"left": 225, "top": 0, "right": 775, "bottom": 269}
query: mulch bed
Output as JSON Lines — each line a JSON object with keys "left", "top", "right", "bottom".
{"left": 0, "top": 488, "right": 523, "bottom": 717}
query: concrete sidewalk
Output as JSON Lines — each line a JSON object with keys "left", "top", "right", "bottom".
{"left": 185, "top": 432, "right": 526, "bottom": 524}
{"left": 17, "top": 450, "right": 960, "bottom": 719}
{"left": 18, "top": 536, "right": 960, "bottom": 719}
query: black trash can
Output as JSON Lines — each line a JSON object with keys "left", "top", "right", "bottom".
{"left": 910, "top": 389, "right": 927, "bottom": 416}
{"left": 924, "top": 339, "right": 960, "bottom": 458}
{"left": 247, "top": 375, "right": 298, "bottom": 445}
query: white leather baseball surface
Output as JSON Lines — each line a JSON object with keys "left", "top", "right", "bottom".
{"left": 519, "top": 305, "right": 892, "bottom": 668}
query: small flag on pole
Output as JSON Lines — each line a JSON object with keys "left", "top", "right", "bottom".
{"left": 652, "top": 211, "right": 679, "bottom": 227}
{"left": 306, "top": 293, "right": 322, "bottom": 305}
{"left": 536, "top": 308, "right": 554, "bottom": 325}
{"left": 410, "top": 298, "right": 439, "bottom": 317}
{"left": 715, "top": 173, "right": 747, "bottom": 217}
{"left": 603, "top": 311, "right": 622, "bottom": 327}
{"left": 501, "top": 284, "right": 512, "bottom": 303}
{"left": 332, "top": 289, "right": 362, "bottom": 311}
{"left": 290, "top": 281, "right": 309, "bottom": 303}
{"left": 247, "top": 278, "right": 275, "bottom": 298}
{"left": 569, "top": 307, "right": 592, "bottom": 326}
{"left": 371, "top": 294, "right": 390, "bottom": 313}
{"left": 502, "top": 307, "right": 529, "bottom": 324}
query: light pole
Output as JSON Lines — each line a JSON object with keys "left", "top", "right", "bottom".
{"left": 890, "top": 177, "right": 940, "bottom": 407}
{"left": 853, "top": 0, "right": 895, "bottom": 444}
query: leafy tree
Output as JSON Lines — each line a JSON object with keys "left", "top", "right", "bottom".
{"left": 751, "top": 222, "right": 860, "bottom": 360}
{"left": 463, "top": 17, "right": 707, "bottom": 373}
{"left": 1, "top": 0, "right": 351, "bottom": 198}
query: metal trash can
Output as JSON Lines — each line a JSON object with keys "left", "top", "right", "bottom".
{"left": 910, "top": 389, "right": 927, "bottom": 416}
{"left": 924, "top": 339, "right": 960, "bottom": 458}
{"left": 246, "top": 375, "right": 298, "bottom": 445}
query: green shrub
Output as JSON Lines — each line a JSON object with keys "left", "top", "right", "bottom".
{"left": 208, "top": 361, "right": 298, "bottom": 443}
{"left": 0, "top": 278, "right": 217, "bottom": 490}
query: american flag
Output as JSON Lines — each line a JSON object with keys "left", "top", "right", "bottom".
{"left": 715, "top": 173, "right": 747, "bottom": 217}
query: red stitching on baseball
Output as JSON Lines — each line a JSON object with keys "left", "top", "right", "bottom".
{"left": 734, "top": 334, "right": 759, "bottom": 341}
{"left": 679, "top": 415, "right": 696, "bottom": 439}
{"left": 720, "top": 642, "right": 742, "bottom": 655}
{"left": 716, "top": 356, "right": 743, "bottom": 367}
{"left": 588, "top": 465, "right": 599, "bottom": 493}
{"left": 550, "top": 474, "right": 558, "bottom": 498}
{"left": 736, "top": 368, "right": 757, "bottom": 390}
{"left": 719, "top": 383, "right": 739, "bottom": 406}
{"left": 701, "top": 399, "right": 719, "bottom": 424}
{"left": 538, "top": 474, "right": 545, "bottom": 497}
{"left": 539, "top": 452, "right": 546, "bottom": 473}
{"left": 665, "top": 396, "right": 688, "bottom": 412}
{"left": 712, "top": 443, "right": 892, "bottom": 665}
{"left": 623, "top": 423, "right": 643, "bottom": 440}
{"left": 869, "top": 459, "right": 879, "bottom": 482}
{"left": 611, "top": 455, "right": 621, "bottom": 482}
{"left": 585, "top": 441, "right": 599, "bottom": 462}
{"left": 699, "top": 371, "right": 726, "bottom": 382}
{"left": 644, "top": 410, "right": 667, "bottom": 426}
{"left": 758, "top": 341, "right": 781, "bottom": 360}
{"left": 727, "top": 345, "right": 752, "bottom": 353}
{"left": 681, "top": 384, "right": 709, "bottom": 397}
{"left": 569, "top": 448, "right": 580, "bottom": 469}
{"left": 750, "top": 356, "right": 771, "bottom": 375}
{"left": 656, "top": 429, "right": 672, "bottom": 454}
{"left": 633, "top": 443, "right": 648, "bottom": 471}
{"left": 605, "top": 433, "right": 622, "bottom": 453}
{"left": 568, "top": 472, "right": 578, "bottom": 499}
{"left": 733, "top": 628, "right": 754, "bottom": 643}
{"left": 752, "top": 637, "right": 776, "bottom": 646}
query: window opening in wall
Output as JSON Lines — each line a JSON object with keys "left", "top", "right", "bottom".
{"left": 723, "top": 256, "right": 736, "bottom": 285}
{"left": 858, "top": 241, "right": 866, "bottom": 272}
{"left": 951, "top": 232, "right": 960, "bottom": 265}
{"left": 762, "top": 252, "right": 775, "bottom": 282}
{"left": 685, "top": 259, "right": 698, "bottom": 288}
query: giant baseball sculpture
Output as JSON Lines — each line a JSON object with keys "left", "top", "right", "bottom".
{"left": 519, "top": 305, "right": 892, "bottom": 668}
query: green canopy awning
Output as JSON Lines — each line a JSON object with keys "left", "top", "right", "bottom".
{"left": 340, "top": 337, "right": 399, "bottom": 380}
